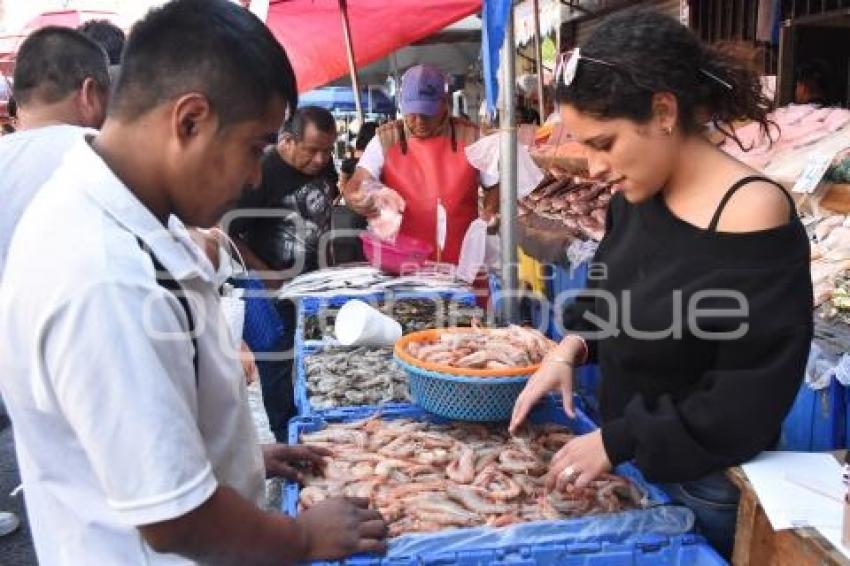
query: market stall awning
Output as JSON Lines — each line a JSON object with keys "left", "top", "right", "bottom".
{"left": 265, "top": 0, "right": 482, "bottom": 93}
{"left": 299, "top": 86, "right": 395, "bottom": 114}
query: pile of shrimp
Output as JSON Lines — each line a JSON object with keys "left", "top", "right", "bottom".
{"left": 298, "top": 417, "right": 648, "bottom": 537}
{"left": 405, "top": 326, "right": 555, "bottom": 371}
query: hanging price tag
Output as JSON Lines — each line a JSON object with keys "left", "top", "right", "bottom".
{"left": 793, "top": 151, "right": 838, "bottom": 194}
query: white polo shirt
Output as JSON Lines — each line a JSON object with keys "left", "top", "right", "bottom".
{"left": 0, "top": 138, "right": 265, "bottom": 564}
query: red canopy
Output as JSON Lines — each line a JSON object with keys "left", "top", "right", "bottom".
{"left": 265, "top": 0, "right": 481, "bottom": 93}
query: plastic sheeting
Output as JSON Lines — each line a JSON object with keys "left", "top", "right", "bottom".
{"left": 465, "top": 132, "right": 544, "bottom": 198}
{"left": 804, "top": 340, "right": 850, "bottom": 388}
{"left": 388, "top": 506, "right": 695, "bottom": 558}
{"left": 566, "top": 239, "right": 599, "bottom": 267}
{"left": 264, "top": 0, "right": 481, "bottom": 93}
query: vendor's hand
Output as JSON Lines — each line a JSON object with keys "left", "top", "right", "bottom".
{"left": 545, "top": 429, "right": 612, "bottom": 491}
{"left": 239, "top": 341, "right": 257, "bottom": 385}
{"left": 509, "top": 359, "right": 573, "bottom": 435}
{"left": 347, "top": 191, "right": 379, "bottom": 219}
{"left": 262, "top": 444, "right": 331, "bottom": 482}
{"left": 296, "top": 497, "right": 387, "bottom": 560}
{"left": 380, "top": 187, "right": 406, "bottom": 213}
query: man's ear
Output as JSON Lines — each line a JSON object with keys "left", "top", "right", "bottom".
{"left": 78, "top": 77, "right": 107, "bottom": 128}
{"left": 171, "top": 93, "right": 216, "bottom": 145}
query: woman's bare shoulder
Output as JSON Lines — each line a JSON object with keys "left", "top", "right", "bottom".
{"left": 713, "top": 170, "right": 793, "bottom": 233}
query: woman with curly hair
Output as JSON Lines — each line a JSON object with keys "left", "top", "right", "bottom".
{"left": 511, "top": 8, "right": 812, "bottom": 557}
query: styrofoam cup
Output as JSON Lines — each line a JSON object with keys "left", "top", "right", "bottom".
{"left": 335, "top": 299, "right": 402, "bottom": 347}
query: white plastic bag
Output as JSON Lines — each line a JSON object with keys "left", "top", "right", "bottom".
{"left": 362, "top": 178, "right": 405, "bottom": 242}
{"left": 805, "top": 342, "right": 836, "bottom": 390}
{"left": 464, "top": 132, "right": 545, "bottom": 198}
{"left": 456, "top": 219, "right": 487, "bottom": 283}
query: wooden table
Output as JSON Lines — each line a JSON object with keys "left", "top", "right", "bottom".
{"left": 729, "top": 466, "right": 850, "bottom": 566}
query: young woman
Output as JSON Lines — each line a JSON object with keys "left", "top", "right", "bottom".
{"left": 509, "top": 9, "right": 812, "bottom": 557}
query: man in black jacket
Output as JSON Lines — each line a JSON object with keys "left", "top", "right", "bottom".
{"left": 228, "top": 106, "right": 337, "bottom": 440}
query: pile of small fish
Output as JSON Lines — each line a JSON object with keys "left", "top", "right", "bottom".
{"left": 405, "top": 326, "right": 554, "bottom": 371}
{"left": 304, "top": 299, "right": 484, "bottom": 341}
{"left": 299, "top": 418, "right": 648, "bottom": 537}
{"left": 305, "top": 347, "right": 410, "bottom": 409}
{"left": 519, "top": 176, "right": 613, "bottom": 242}
{"left": 279, "top": 265, "right": 468, "bottom": 299}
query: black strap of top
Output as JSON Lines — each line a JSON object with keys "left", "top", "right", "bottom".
{"left": 707, "top": 175, "right": 796, "bottom": 233}
{"left": 136, "top": 238, "right": 199, "bottom": 384}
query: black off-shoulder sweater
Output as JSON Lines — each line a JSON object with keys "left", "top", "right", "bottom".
{"left": 565, "top": 190, "right": 813, "bottom": 483}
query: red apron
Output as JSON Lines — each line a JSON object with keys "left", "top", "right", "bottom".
{"left": 382, "top": 133, "right": 479, "bottom": 265}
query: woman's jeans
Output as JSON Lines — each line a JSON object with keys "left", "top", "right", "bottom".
{"left": 661, "top": 471, "right": 740, "bottom": 559}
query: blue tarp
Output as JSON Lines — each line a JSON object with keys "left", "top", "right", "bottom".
{"left": 298, "top": 86, "right": 396, "bottom": 115}
{"left": 481, "top": 0, "right": 511, "bottom": 119}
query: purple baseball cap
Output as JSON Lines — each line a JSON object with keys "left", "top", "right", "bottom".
{"left": 400, "top": 65, "right": 446, "bottom": 116}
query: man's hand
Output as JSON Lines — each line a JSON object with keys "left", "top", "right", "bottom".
{"left": 295, "top": 498, "right": 387, "bottom": 560}
{"left": 545, "top": 430, "right": 613, "bottom": 491}
{"left": 262, "top": 444, "right": 331, "bottom": 482}
{"left": 239, "top": 341, "right": 257, "bottom": 385}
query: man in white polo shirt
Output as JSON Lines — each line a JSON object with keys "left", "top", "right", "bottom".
{"left": 0, "top": 1, "right": 386, "bottom": 563}
{"left": 0, "top": 26, "right": 109, "bottom": 280}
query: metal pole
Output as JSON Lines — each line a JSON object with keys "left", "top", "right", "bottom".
{"left": 499, "top": 4, "right": 519, "bottom": 324}
{"left": 338, "top": 0, "right": 364, "bottom": 124}
{"left": 532, "top": 0, "right": 546, "bottom": 121}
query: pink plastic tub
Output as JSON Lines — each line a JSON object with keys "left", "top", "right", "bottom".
{"left": 359, "top": 232, "right": 434, "bottom": 275}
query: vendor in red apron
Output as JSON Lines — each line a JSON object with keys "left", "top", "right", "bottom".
{"left": 344, "top": 64, "right": 500, "bottom": 265}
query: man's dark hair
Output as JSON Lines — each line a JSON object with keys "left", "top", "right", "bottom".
{"left": 280, "top": 106, "right": 336, "bottom": 140}
{"left": 795, "top": 60, "right": 831, "bottom": 100}
{"left": 13, "top": 26, "right": 109, "bottom": 107}
{"left": 354, "top": 121, "right": 377, "bottom": 151}
{"left": 77, "top": 20, "right": 126, "bottom": 65}
{"left": 110, "top": 0, "right": 297, "bottom": 128}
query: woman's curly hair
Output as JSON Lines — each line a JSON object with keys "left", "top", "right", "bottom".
{"left": 556, "top": 8, "right": 774, "bottom": 150}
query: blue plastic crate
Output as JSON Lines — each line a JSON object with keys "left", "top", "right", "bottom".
{"left": 294, "top": 342, "right": 412, "bottom": 417}
{"left": 283, "top": 402, "right": 689, "bottom": 566}
{"left": 282, "top": 403, "right": 722, "bottom": 565}
{"left": 294, "top": 289, "right": 477, "bottom": 350}
{"left": 779, "top": 377, "right": 846, "bottom": 451}
{"left": 401, "top": 534, "right": 726, "bottom": 566}
{"left": 546, "top": 262, "right": 589, "bottom": 342}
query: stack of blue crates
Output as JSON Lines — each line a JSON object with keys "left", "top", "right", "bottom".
{"left": 780, "top": 376, "right": 846, "bottom": 451}
{"left": 293, "top": 289, "right": 477, "bottom": 418}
